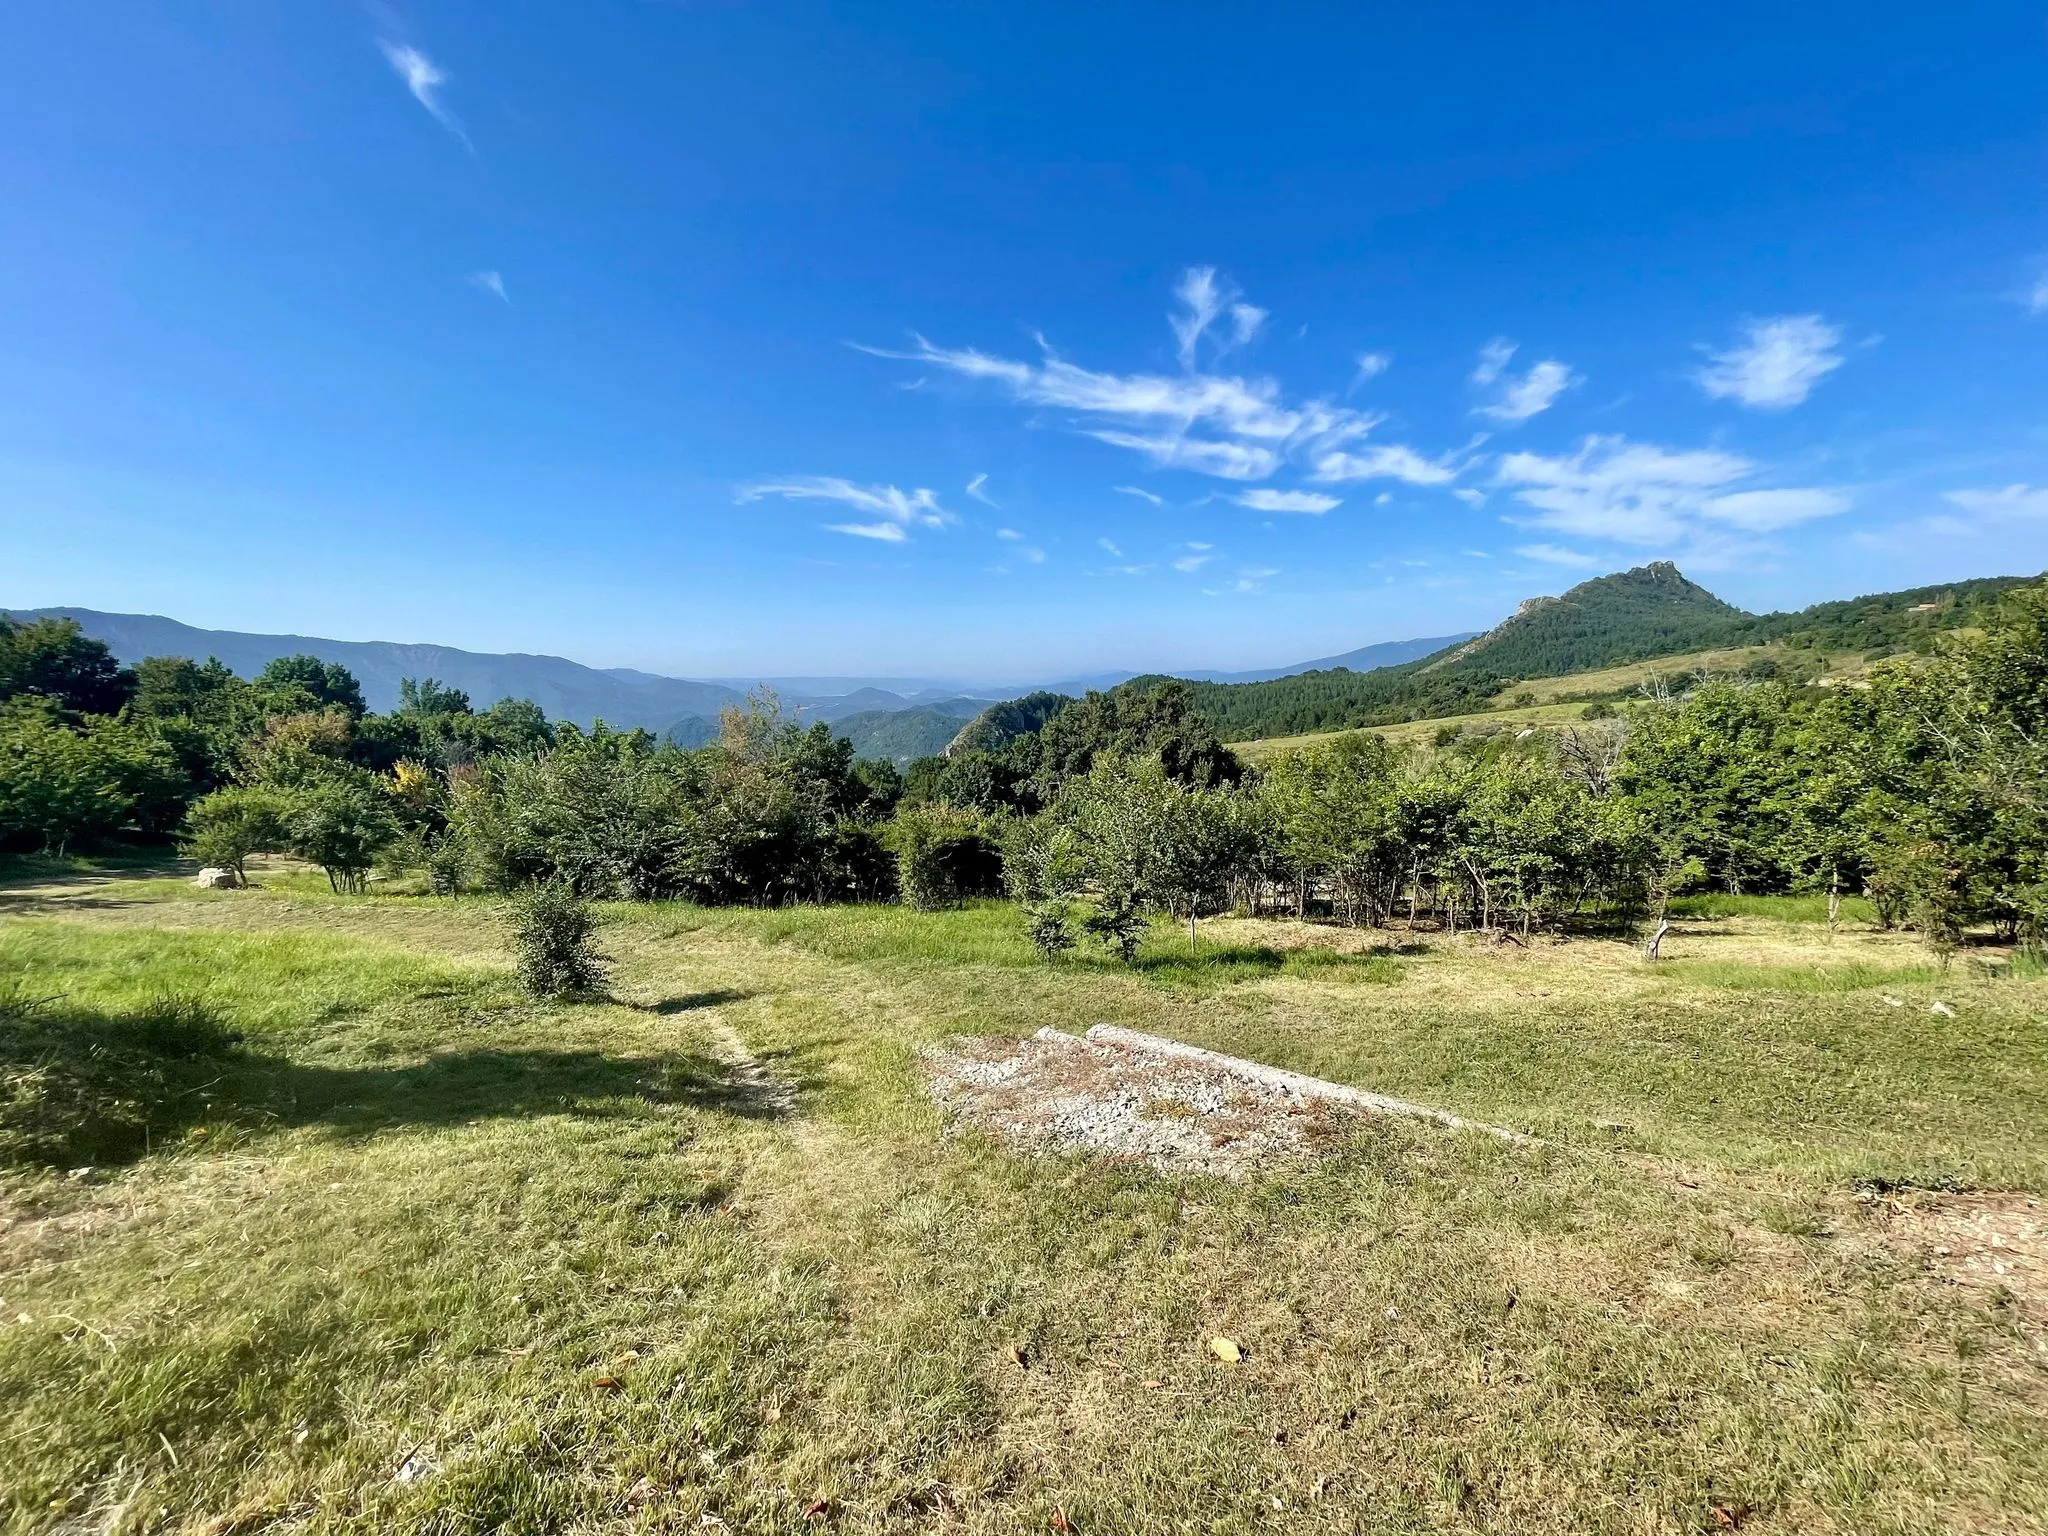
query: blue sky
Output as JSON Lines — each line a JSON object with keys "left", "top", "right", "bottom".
{"left": 5, "top": 3, "right": 2048, "bottom": 682}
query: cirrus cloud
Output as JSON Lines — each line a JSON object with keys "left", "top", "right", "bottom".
{"left": 378, "top": 40, "right": 470, "bottom": 149}
{"left": 1696, "top": 315, "right": 1844, "bottom": 409}
{"left": 1470, "top": 338, "right": 1577, "bottom": 423}
{"left": 1944, "top": 483, "right": 2048, "bottom": 519}
{"left": 736, "top": 477, "right": 954, "bottom": 543}
{"left": 1235, "top": 488, "right": 1341, "bottom": 514}
{"left": 857, "top": 270, "right": 1441, "bottom": 485}
{"left": 1494, "top": 434, "right": 1848, "bottom": 548}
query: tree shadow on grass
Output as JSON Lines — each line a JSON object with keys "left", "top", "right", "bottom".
{"left": 0, "top": 991, "right": 784, "bottom": 1173}
{"left": 638, "top": 990, "right": 754, "bottom": 1015}
{"left": 1122, "top": 943, "right": 1412, "bottom": 990}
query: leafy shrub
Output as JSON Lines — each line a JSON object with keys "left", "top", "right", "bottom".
{"left": 507, "top": 883, "right": 610, "bottom": 998}
{"left": 288, "top": 779, "right": 400, "bottom": 894}
{"left": 183, "top": 784, "right": 293, "bottom": 881}
{"left": 1083, "top": 891, "right": 1148, "bottom": 965}
{"left": 1022, "top": 900, "right": 1077, "bottom": 961}
{"left": 887, "top": 805, "right": 1004, "bottom": 912}
{"left": 381, "top": 826, "right": 470, "bottom": 895}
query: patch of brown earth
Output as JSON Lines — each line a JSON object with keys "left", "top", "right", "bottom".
{"left": 1866, "top": 1190, "right": 2046, "bottom": 1308}
{"left": 924, "top": 1030, "right": 1355, "bottom": 1176}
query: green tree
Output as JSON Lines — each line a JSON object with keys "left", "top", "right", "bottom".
{"left": 256, "top": 655, "right": 366, "bottom": 718}
{"left": 399, "top": 677, "right": 472, "bottom": 716}
{"left": 0, "top": 617, "right": 134, "bottom": 716}
{"left": 182, "top": 785, "right": 294, "bottom": 882}
{"left": 287, "top": 779, "right": 399, "bottom": 893}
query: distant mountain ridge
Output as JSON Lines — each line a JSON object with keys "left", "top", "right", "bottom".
{"left": 9, "top": 608, "right": 745, "bottom": 730}
{"left": 6, "top": 606, "right": 1482, "bottom": 742}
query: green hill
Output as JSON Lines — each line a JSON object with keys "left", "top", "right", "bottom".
{"left": 1117, "top": 564, "right": 2042, "bottom": 745}
{"left": 1749, "top": 575, "right": 2033, "bottom": 654}
{"left": 1420, "top": 562, "right": 1748, "bottom": 679}
{"left": 946, "top": 690, "right": 1075, "bottom": 756}
{"left": 837, "top": 706, "right": 976, "bottom": 765}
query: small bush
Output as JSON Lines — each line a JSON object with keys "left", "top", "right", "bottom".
{"left": 507, "top": 883, "right": 610, "bottom": 998}
{"left": 1022, "top": 900, "right": 1077, "bottom": 962}
{"left": 1083, "top": 891, "right": 1148, "bottom": 965}
{"left": 887, "top": 805, "right": 1004, "bottom": 912}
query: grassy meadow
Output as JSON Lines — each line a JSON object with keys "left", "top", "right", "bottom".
{"left": 2, "top": 860, "right": 2045, "bottom": 1534}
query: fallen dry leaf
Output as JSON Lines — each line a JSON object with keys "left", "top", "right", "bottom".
{"left": 1711, "top": 1501, "right": 1752, "bottom": 1529}
{"left": 803, "top": 1498, "right": 831, "bottom": 1522}
{"left": 591, "top": 1375, "right": 623, "bottom": 1391}
{"left": 1208, "top": 1336, "right": 1242, "bottom": 1364}
{"left": 1051, "top": 1508, "right": 1074, "bottom": 1532}
{"left": 1005, "top": 1343, "right": 1030, "bottom": 1368}
{"left": 1141, "top": 1378, "right": 1164, "bottom": 1390}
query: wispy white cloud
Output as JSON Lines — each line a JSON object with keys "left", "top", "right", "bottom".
{"left": 965, "top": 472, "right": 996, "bottom": 506}
{"left": 1494, "top": 434, "right": 1849, "bottom": 547}
{"left": 378, "top": 40, "right": 469, "bottom": 148}
{"left": 1696, "top": 315, "right": 1844, "bottom": 409}
{"left": 858, "top": 270, "right": 1381, "bottom": 483}
{"left": 1235, "top": 488, "right": 1340, "bottom": 514}
{"left": 1019, "top": 546, "right": 1047, "bottom": 564}
{"left": 1172, "top": 545, "right": 1214, "bottom": 572}
{"left": 2023, "top": 270, "right": 2048, "bottom": 317}
{"left": 1945, "top": 483, "right": 2048, "bottom": 519}
{"left": 736, "top": 476, "right": 954, "bottom": 542}
{"left": 1113, "top": 484, "right": 1164, "bottom": 505}
{"left": 995, "top": 526, "right": 1023, "bottom": 540}
{"left": 1515, "top": 543, "right": 1602, "bottom": 568}
{"left": 1470, "top": 339, "right": 1576, "bottom": 423}
{"left": 1312, "top": 444, "right": 1461, "bottom": 486}
{"left": 1453, "top": 488, "right": 1486, "bottom": 507}
{"left": 1470, "top": 338, "right": 1514, "bottom": 388}
{"left": 1483, "top": 360, "right": 1576, "bottom": 423}
{"left": 466, "top": 270, "right": 507, "bottom": 303}
{"left": 1229, "top": 566, "right": 1281, "bottom": 593}
{"left": 1701, "top": 488, "right": 1852, "bottom": 531}
{"left": 1352, "top": 351, "right": 1391, "bottom": 385}
{"left": 1097, "top": 537, "right": 1124, "bottom": 557}
{"left": 1169, "top": 267, "right": 1265, "bottom": 369}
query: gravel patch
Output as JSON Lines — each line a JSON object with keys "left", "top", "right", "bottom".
{"left": 924, "top": 1028, "right": 1360, "bottom": 1176}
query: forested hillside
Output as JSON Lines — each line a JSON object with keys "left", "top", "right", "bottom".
{"left": 1748, "top": 575, "right": 2033, "bottom": 653}
{"left": 1136, "top": 564, "right": 2044, "bottom": 743}
{"left": 7, "top": 577, "right": 2046, "bottom": 956}
{"left": 1420, "top": 563, "right": 1747, "bottom": 678}
{"left": 834, "top": 706, "right": 972, "bottom": 765}
{"left": 947, "top": 691, "right": 1075, "bottom": 755}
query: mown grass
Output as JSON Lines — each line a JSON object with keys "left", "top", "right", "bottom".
{"left": 1, "top": 869, "right": 2045, "bottom": 1533}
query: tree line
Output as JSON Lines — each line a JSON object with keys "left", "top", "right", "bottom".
{"left": 3, "top": 581, "right": 2042, "bottom": 963}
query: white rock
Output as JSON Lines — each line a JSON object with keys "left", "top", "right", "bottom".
{"left": 192, "top": 867, "right": 242, "bottom": 889}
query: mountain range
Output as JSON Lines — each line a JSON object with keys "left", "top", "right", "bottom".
{"left": 20, "top": 565, "right": 2036, "bottom": 762}
{"left": 3, "top": 605, "right": 1472, "bottom": 758}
